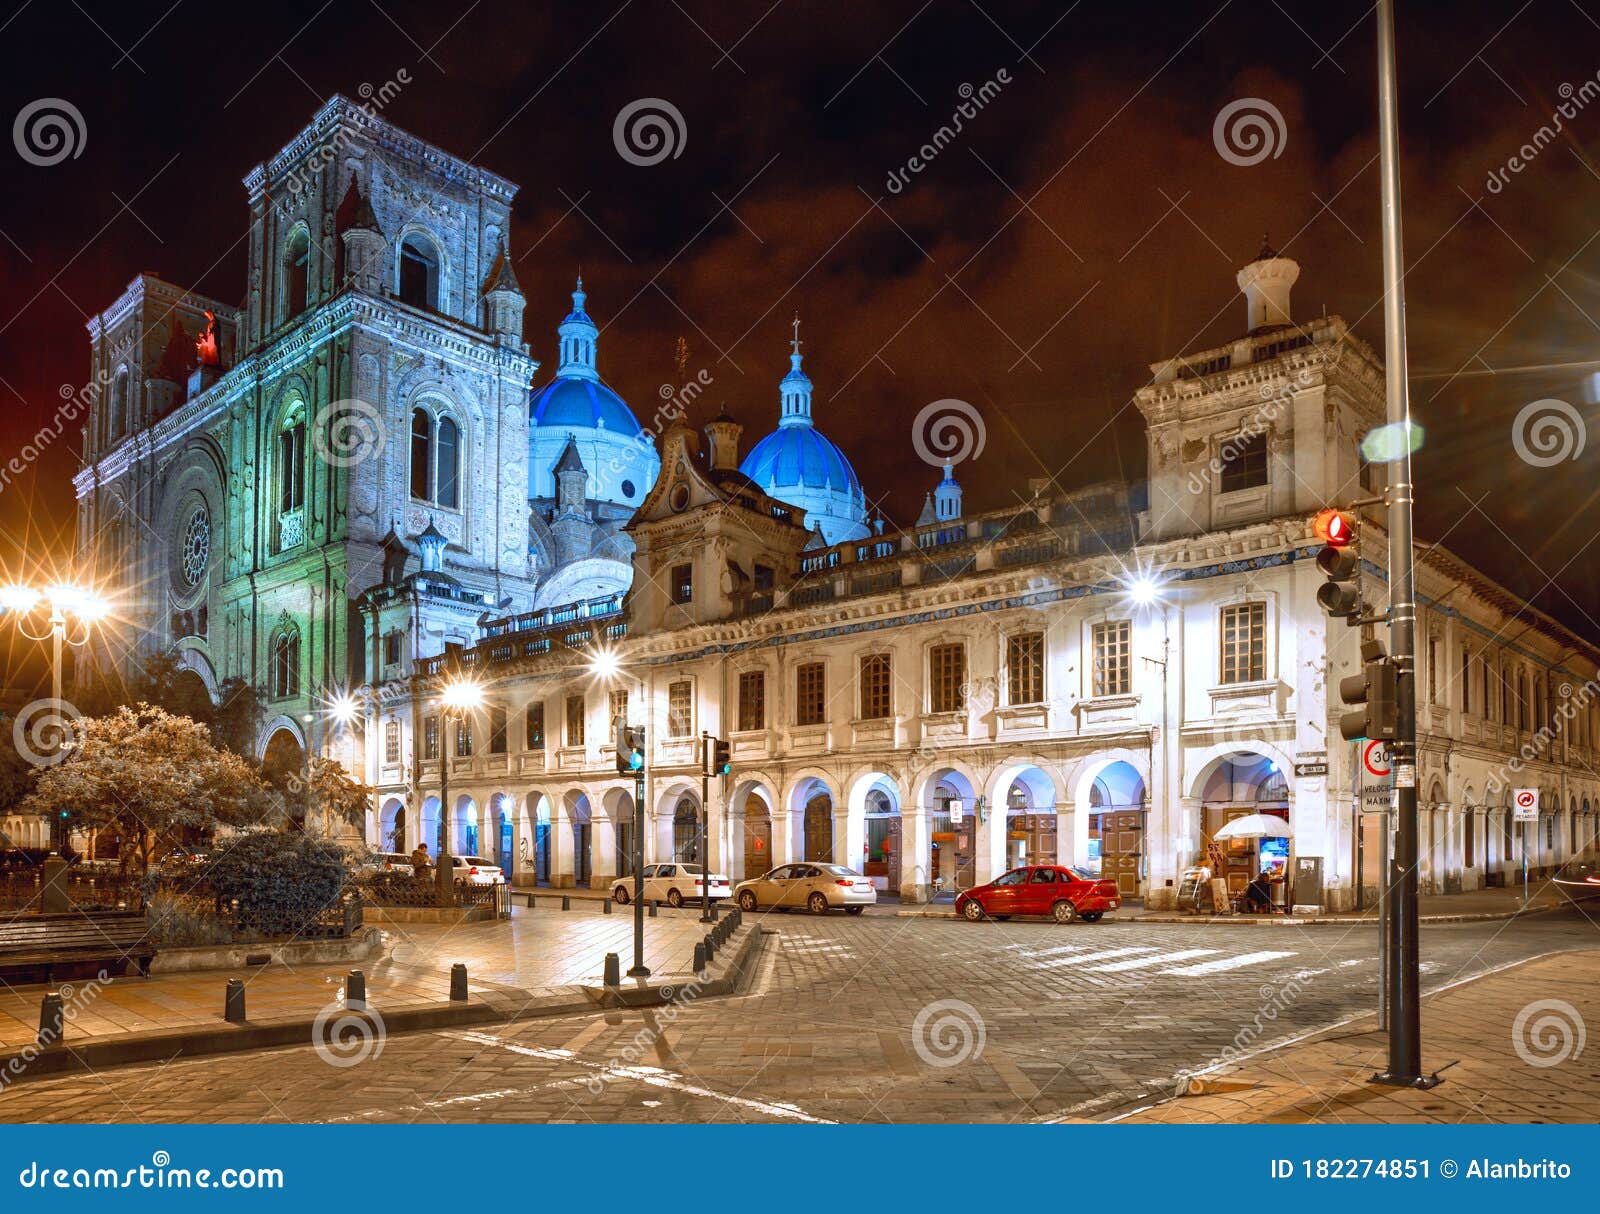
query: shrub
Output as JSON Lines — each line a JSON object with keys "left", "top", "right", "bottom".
{"left": 144, "top": 893, "right": 237, "bottom": 946}
{"left": 202, "top": 831, "right": 352, "bottom": 938}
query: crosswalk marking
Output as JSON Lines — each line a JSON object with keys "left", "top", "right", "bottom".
{"left": 1090, "top": 948, "right": 1218, "bottom": 972}
{"left": 1043, "top": 946, "right": 1157, "bottom": 967}
{"left": 1161, "top": 950, "right": 1296, "bottom": 976}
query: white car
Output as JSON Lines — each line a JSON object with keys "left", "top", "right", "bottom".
{"left": 449, "top": 856, "right": 504, "bottom": 885}
{"left": 733, "top": 863, "right": 878, "bottom": 914}
{"left": 612, "top": 863, "right": 732, "bottom": 908}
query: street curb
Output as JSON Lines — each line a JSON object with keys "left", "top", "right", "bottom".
{"left": 896, "top": 904, "right": 1565, "bottom": 926}
{"left": 578, "top": 922, "right": 767, "bottom": 1008}
{"left": 0, "top": 927, "right": 768, "bottom": 1085}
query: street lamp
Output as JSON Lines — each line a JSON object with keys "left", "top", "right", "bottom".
{"left": 590, "top": 647, "right": 650, "bottom": 978}
{"left": 0, "top": 581, "right": 110, "bottom": 854}
{"left": 436, "top": 677, "right": 484, "bottom": 907}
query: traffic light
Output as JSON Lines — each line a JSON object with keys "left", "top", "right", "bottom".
{"left": 1338, "top": 638, "right": 1398, "bottom": 741}
{"left": 614, "top": 721, "right": 645, "bottom": 775}
{"left": 1313, "top": 508, "right": 1360, "bottom": 623}
{"left": 711, "top": 737, "right": 731, "bottom": 776}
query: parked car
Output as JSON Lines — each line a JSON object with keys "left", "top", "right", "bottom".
{"left": 733, "top": 863, "right": 877, "bottom": 915}
{"left": 361, "top": 852, "right": 416, "bottom": 874}
{"left": 955, "top": 864, "right": 1120, "bottom": 923}
{"left": 611, "top": 863, "right": 731, "bottom": 907}
{"left": 449, "top": 856, "right": 504, "bottom": 886}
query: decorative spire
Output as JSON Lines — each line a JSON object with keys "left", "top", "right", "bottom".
{"left": 484, "top": 237, "right": 521, "bottom": 296}
{"left": 779, "top": 314, "right": 813, "bottom": 428}
{"left": 340, "top": 173, "right": 380, "bottom": 233}
{"left": 556, "top": 275, "right": 599, "bottom": 381}
{"left": 416, "top": 515, "right": 447, "bottom": 573}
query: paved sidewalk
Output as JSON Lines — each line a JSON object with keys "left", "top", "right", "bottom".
{"left": 0, "top": 903, "right": 720, "bottom": 1052}
{"left": 1111, "top": 950, "right": 1598, "bottom": 1123}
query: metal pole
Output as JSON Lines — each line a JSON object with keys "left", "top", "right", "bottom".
{"left": 1373, "top": 0, "right": 1431, "bottom": 1088}
{"left": 50, "top": 611, "right": 64, "bottom": 855}
{"left": 628, "top": 758, "right": 649, "bottom": 977}
{"left": 1377, "top": 809, "right": 1390, "bottom": 1031}
{"left": 437, "top": 715, "right": 454, "bottom": 908}
{"left": 699, "top": 732, "right": 713, "bottom": 924}
{"left": 1523, "top": 820, "right": 1530, "bottom": 905}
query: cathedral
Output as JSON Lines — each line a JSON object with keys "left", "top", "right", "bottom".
{"left": 59, "top": 95, "right": 1600, "bottom": 912}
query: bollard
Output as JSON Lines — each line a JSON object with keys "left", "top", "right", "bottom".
{"left": 693, "top": 942, "right": 708, "bottom": 973}
{"left": 346, "top": 969, "right": 367, "bottom": 1010}
{"left": 603, "top": 897, "right": 612, "bottom": 915}
{"left": 224, "top": 978, "right": 247, "bottom": 1024}
{"left": 37, "top": 992, "right": 64, "bottom": 1047}
{"left": 708, "top": 901, "right": 719, "bottom": 922}
{"left": 449, "top": 963, "right": 468, "bottom": 1002}
{"left": 733, "top": 907, "right": 742, "bottom": 930}
{"left": 603, "top": 952, "right": 620, "bottom": 987}
{"left": 561, "top": 895, "right": 571, "bottom": 911}
{"left": 648, "top": 902, "right": 658, "bottom": 918}
{"left": 703, "top": 934, "right": 716, "bottom": 962}
{"left": 527, "top": 891, "right": 537, "bottom": 909}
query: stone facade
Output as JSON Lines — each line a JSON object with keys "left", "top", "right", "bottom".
{"left": 68, "top": 100, "right": 1600, "bottom": 911}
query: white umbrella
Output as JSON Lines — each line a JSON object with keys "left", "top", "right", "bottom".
{"left": 1214, "top": 813, "right": 1294, "bottom": 841}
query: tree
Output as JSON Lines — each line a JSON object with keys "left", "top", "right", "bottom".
{"left": 19, "top": 704, "right": 274, "bottom": 872}
{"left": 210, "top": 677, "right": 262, "bottom": 758}
{"left": 305, "top": 757, "right": 375, "bottom": 834}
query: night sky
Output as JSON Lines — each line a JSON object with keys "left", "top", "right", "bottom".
{"left": 2, "top": 0, "right": 1599, "bottom": 680}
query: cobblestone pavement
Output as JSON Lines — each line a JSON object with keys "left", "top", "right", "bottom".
{"left": 2, "top": 906, "right": 1595, "bottom": 1124}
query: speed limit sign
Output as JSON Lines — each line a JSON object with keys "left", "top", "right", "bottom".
{"left": 1513, "top": 788, "right": 1539, "bottom": 822}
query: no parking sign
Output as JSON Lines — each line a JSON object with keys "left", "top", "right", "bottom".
{"left": 1513, "top": 788, "right": 1540, "bottom": 822}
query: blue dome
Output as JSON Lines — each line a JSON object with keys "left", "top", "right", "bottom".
{"left": 740, "top": 425, "right": 862, "bottom": 498}
{"left": 530, "top": 376, "right": 642, "bottom": 437}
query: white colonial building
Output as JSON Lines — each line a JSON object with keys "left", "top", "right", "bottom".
{"left": 62, "top": 101, "right": 1600, "bottom": 910}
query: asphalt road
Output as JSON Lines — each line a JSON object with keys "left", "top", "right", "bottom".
{"left": 2, "top": 906, "right": 1594, "bottom": 1124}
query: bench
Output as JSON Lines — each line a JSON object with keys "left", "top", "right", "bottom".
{"left": 0, "top": 910, "right": 155, "bottom": 984}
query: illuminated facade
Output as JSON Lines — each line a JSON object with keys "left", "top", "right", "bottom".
{"left": 65, "top": 102, "right": 1600, "bottom": 910}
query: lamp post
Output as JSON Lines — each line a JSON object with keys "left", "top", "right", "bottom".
{"left": 0, "top": 582, "right": 108, "bottom": 855}
{"left": 437, "top": 678, "right": 484, "bottom": 908}
{"left": 592, "top": 646, "right": 649, "bottom": 978}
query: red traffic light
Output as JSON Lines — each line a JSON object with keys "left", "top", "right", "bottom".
{"left": 1313, "top": 508, "right": 1355, "bottom": 547}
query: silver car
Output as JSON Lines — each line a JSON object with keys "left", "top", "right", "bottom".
{"left": 733, "top": 862, "right": 877, "bottom": 915}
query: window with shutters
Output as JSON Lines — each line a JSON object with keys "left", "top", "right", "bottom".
{"left": 796, "top": 662, "right": 826, "bottom": 726}
{"left": 1091, "top": 622, "right": 1131, "bottom": 697}
{"left": 738, "top": 670, "right": 765, "bottom": 731}
{"left": 423, "top": 715, "right": 439, "bottom": 760}
{"left": 859, "top": 653, "right": 892, "bottom": 720}
{"left": 384, "top": 720, "right": 400, "bottom": 765}
{"left": 488, "top": 705, "right": 507, "bottom": 754}
{"left": 1007, "top": 632, "right": 1045, "bottom": 704}
{"left": 565, "top": 695, "right": 585, "bottom": 747}
{"left": 929, "top": 643, "right": 966, "bottom": 714}
{"left": 1219, "top": 603, "right": 1266, "bottom": 684}
{"left": 525, "top": 702, "right": 544, "bottom": 751}
{"left": 668, "top": 681, "right": 693, "bottom": 737}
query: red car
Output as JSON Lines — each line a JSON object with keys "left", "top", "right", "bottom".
{"left": 955, "top": 865, "right": 1120, "bottom": 924}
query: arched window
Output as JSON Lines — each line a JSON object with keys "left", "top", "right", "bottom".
{"left": 278, "top": 413, "right": 306, "bottom": 514}
{"left": 435, "top": 416, "right": 460, "bottom": 508}
{"left": 284, "top": 228, "right": 310, "bottom": 319}
{"left": 271, "top": 629, "right": 300, "bottom": 698}
{"left": 410, "top": 408, "right": 432, "bottom": 500}
{"left": 109, "top": 366, "right": 129, "bottom": 440}
{"left": 409, "top": 406, "right": 463, "bottom": 509}
{"left": 398, "top": 233, "right": 441, "bottom": 310}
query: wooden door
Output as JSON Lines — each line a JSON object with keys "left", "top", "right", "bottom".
{"left": 743, "top": 810, "right": 771, "bottom": 881}
{"left": 1103, "top": 811, "right": 1142, "bottom": 898}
